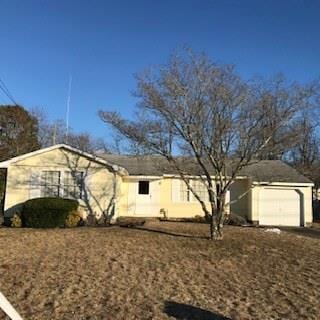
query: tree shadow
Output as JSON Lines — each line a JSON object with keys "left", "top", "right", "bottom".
{"left": 280, "top": 226, "right": 320, "bottom": 239}
{"left": 61, "top": 150, "right": 117, "bottom": 226}
{"left": 164, "top": 301, "right": 231, "bottom": 320}
{"left": 134, "top": 226, "right": 208, "bottom": 239}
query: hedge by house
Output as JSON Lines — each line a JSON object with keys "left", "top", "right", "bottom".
{"left": 22, "top": 197, "right": 79, "bottom": 228}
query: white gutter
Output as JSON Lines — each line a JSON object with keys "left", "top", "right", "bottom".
{"left": 252, "top": 181, "right": 314, "bottom": 187}
{"left": 124, "top": 175, "right": 162, "bottom": 180}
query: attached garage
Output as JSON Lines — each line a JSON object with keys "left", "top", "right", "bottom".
{"left": 258, "top": 188, "right": 301, "bottom": 227}
{"left": 231, "top": 160, "right": 314, "bottom": 227}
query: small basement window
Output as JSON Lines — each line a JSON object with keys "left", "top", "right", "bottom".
{"left": 138, "top": 181, "right": 149, "bottom": 194}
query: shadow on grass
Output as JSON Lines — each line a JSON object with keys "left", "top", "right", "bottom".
{"left": 164, "top": 301, "right": 231, "bottom": 320}
{"left": 133, "top": 226, "right": 208, "bottom": 239}
{"left": 280, "top": 227, "right": 320, "bottom": 239}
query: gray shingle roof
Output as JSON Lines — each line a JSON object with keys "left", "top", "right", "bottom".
{"left": 101, "top": 154, "right": 312, "bottom": 184}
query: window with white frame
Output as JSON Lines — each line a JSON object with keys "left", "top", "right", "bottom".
{"left": 39, "top": 170, "right": 84, "bottom": 199}
{"left": 41, "top": 171, "right": 61, "bottom": 197}
{"left": 192, "top": 179, "right": 209, "bottom": 202}
{"left": 175, "top": 179, "right": 209, "bottom": 202}
{"left": 63, "top": 171, "right": 84, "bottom": 199}
{"left": 180, "top": 180, "right": 190, "bottom": 202}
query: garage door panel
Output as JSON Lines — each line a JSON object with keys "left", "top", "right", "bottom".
{"left": 259, "top": 188, "right": 300, "bottom": 227}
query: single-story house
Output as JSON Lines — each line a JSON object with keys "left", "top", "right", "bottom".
{"left": 0, "top": 144, "right": 314, "bottom": 227}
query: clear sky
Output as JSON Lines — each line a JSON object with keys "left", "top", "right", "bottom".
{"left": 0, "top": 0, "right": 319, "bottom": 138}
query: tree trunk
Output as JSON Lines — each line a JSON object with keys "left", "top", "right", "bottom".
{"left": 209, "top": 193, "right": 225, "bottom": 240}
{"left": 210, "top": 213, "right": 223, "bottom": 240}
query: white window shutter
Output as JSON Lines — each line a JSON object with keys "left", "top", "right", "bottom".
{"left": 29, "top": 170, "right": 41, "bottom": 199}
{"left": 171, "top": 179, "right": 181, "bottom": 202}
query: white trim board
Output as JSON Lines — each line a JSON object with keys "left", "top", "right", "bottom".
{"left": 0, "top": 144, "right": 128, "bottom": 175}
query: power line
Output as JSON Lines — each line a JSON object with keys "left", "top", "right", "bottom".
{"left": 0, "top": 77, "right": 17, "bottom": 105}
{"left": 0, "top": 90, "right": 8, "bottom": 104}
{"left": 0, "top": 77, "right": 16, "bottom": 103}
{"left": 0, "top": 78, "right": 17, "bottom": 105}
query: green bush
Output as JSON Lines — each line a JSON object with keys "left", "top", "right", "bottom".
{"left": 22, "top": 198, "right": 79, "bottom": 228}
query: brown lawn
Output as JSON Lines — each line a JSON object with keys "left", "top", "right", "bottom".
{"left": 0, "top": 221, "right": 319, "bottom": 320}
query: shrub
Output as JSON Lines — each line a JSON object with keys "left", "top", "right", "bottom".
{"left": 10, "top": 213, "right": 22, "bottom": 228}
{"left": 183, "top": 215, "right": 207, "bottom": 223}
{"left": 117, "top": 217, "right": 146, "bottom": 227}
{"left": 160, "top": 215, "right": 208, "bottom": 223}
{"left": 225, "top": 212, "right": 247, "bottom": 226}
{"left": 65, "top": 210, "right": 82, "bottom": 228}
{"left": 22, "top": 198, "right": 79, "bottom": 228}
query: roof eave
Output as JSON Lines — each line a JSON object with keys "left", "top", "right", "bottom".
{"left": 252, "top": 181, "right": 314, "bottom": 187}
{"left": 0, "top": 144, "right": 129, "bottom": 175}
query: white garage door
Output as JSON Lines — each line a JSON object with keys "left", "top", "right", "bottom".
{"left": 259, "top": 188, "right": 301, "bottom": 227}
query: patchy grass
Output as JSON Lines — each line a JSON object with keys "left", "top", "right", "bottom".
{"left": 0, "top": 222, "right": 319, "bottom": 319}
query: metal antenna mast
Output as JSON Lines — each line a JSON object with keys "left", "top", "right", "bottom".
{"left": 65, "top": 75, "right": 72, "bottom": 143}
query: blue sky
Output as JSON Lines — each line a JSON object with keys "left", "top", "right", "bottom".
{"left": 0, "top": 0, "right": 319, "bottom": 138}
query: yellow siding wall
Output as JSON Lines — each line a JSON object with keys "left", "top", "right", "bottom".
{"left": 4, "top": 148, "right": 117, "bottom": 218}
{"left": 160, "top": 178, "right": 210, "bottom": 218}
{"left": 118, "top": 177, "right": 230, "bottom": 218}
{"left": 118, "top": 178, "right": 131, "bottom": 216}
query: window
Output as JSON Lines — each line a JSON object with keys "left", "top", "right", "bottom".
{"left": 138, "top": 181, "right": 149, "bottom": 194}
{"left": 180, "top": 180, "right": 190, "bottom": 202}
{"left": 63, "top": 171, "right": 84, "bottom": 199}
{"left": 192, "top": 180, "right": 209, "bottom": 202}
{"left": 41, "top": 171, "right": 60, "bottom": 197}
{"left": 39, "top": 170, "right": 84, "bottom": 199}
{"left": 177, "top": 179, "right": 208, "bottom": 202}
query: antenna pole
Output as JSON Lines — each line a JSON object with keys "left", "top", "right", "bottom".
{"left": 65, "top": 75, "right": 72, "bottom": 143}
{"left": 53, "top": 123, "right": 57, "bottom": 145}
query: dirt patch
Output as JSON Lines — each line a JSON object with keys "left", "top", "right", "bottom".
{"left": 0, "top": 222, "right": 319, "bottom": 319}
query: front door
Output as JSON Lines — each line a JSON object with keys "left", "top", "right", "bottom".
{"left": 134, "top": 180, "right": 160, "bottom": 216}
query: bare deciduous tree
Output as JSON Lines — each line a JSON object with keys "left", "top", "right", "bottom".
{"left": 99, "top": 50, "right": 318, "bottom": 240}
{"left": 287, "top": 110, "right": 320, "bottom": 192}
{"left": 251, "top": 75, "right": 320, "bottom": 160}
{"left": 32, "top": 107, "right": 110, "bottom": 154}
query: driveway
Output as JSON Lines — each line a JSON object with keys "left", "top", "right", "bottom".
{"left": 281, "top": 225, "right": 320, "bottom": 239}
